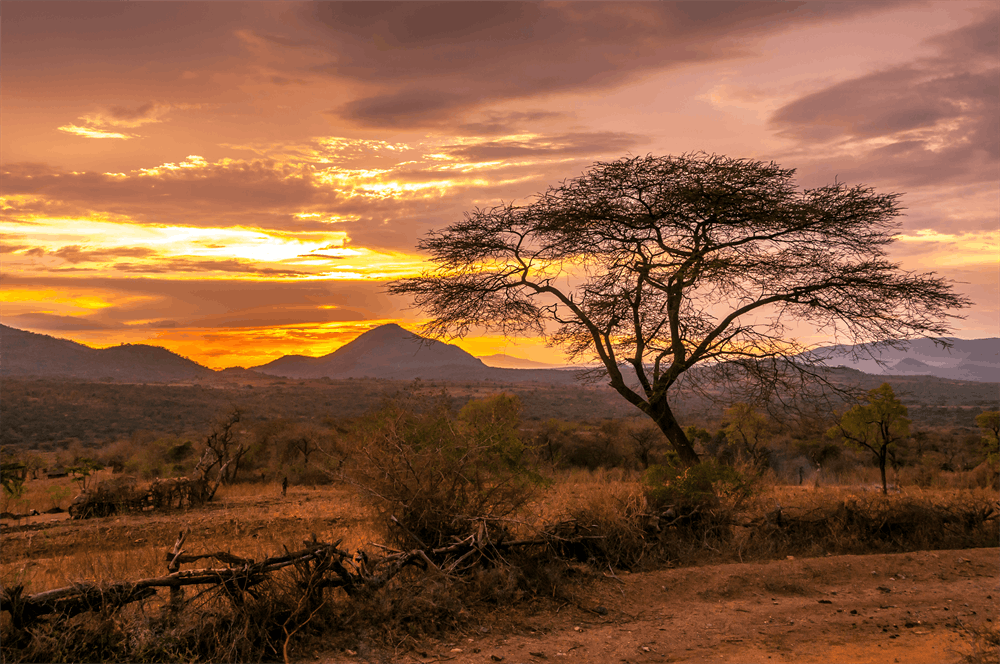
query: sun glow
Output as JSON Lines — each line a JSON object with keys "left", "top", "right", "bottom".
{"left": 2, "top": 214, "right": 428, "bottom": 281}
{"left": 56, "top": 124, "right": 137, "bottom": 139}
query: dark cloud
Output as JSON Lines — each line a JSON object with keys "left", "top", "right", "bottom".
{"left": 300, "top": 254, "right": 348, "bottom": 261}
{"left": 1, "top": 159, "right": 339, "bottom": 231}
{"left": 106, "top": 102, "right": 158, "bottom": 121}
{"left": 49, "top": 245, "right": 157, "bottom": 263}
{"left": 111, "top": 258, "right": 307, "bottom": 277}
{"left": 334, "top": 89, "right": 468, "bottom": 128}
{"left": 770, "top": 11, "right": 999, "bottom": 188}
{"left": 772, "top": 67, "right": 996, "bottom": 147}
{"left": 441, "top": 132, "right": 643, "bottom": 162}
{"left": 0, "top": 274, "right": 401, "bottom": 329}
{"left": 2, "top": 312, "right": 114, "bottom": 331}
{"left": 455, "top": 110, "right": 567, "bottom": 136}
{"left": 294, "top": 1, "right": 913, "bottom": 128}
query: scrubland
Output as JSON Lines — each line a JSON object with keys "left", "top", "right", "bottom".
{"left": 1, "top": 384, "right": 998, "bottom": 663}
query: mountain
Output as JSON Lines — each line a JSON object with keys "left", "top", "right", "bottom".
{"left": 808, "top": 337, "right": 1000, "bottom": 383}
{"left": 251, "top": 324, "right": 580, "bottom": 383}
{"left": 477, "top": 353, "right": 565, "bottom": 369}
{"left": 0, "top": 325, "right": 213, "bottom": 382}
{"left": 4, "top": 322, "right": 996, "bottom": 385}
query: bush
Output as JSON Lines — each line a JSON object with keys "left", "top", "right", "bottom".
{"left": 347, "top": 392, "right": 541, "bottom": 549}
{"left": 643, "top": 458, "right": 761, "bottom": 513}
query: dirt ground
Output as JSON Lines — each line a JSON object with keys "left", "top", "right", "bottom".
{"left": 2, "top": 486, "right": 997, "bottom": 664}
{"left": 332, "top": 548, "right": 998, "bottom": 664}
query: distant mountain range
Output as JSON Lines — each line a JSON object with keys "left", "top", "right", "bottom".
{"left": 476, "top": 353, "right": 565, "bottom": 369}
{"left": 806, "top": 338, "right": 1000, "bottom": 383}
{"left": 1, "top": 323, "right": 997, "bottom": 384}
{"left": 0, "top": 325, "right": 212, "bottom": 382}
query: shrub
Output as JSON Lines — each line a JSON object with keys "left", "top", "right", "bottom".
{"left": 643, "top": 458, "right": 761, "bottom": 513}
{"left": 347, "top": 392, "right": 541, "bottom": 549}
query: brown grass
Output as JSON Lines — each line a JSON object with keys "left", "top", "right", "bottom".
{"left": 2, "top": 471, "right": 997, "bottom": 663}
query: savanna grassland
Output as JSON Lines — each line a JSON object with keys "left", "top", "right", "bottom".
{"left": 1, "top": 377, "right": 998, "bottom": 663}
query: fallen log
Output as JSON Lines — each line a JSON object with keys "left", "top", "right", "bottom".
{"left": 0, "top": 539, "right": 353, "bottom": 628}
{"left": 0, "top": 519, "right": 612, "bottom": 630}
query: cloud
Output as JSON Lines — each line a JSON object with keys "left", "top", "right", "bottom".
{"left": 2, "top": 157, "right": 336, "bottom": 231}
{"left": 440, "top": 132, "right": 643, "bottom": 162}
{"left": 2, "top": 127, "right": 648, "bottom": 252}
{"left": 0, "top": 274, "right": 402, "bottom": 330}
{"left": 57, "top": 124, "right": 137, "bottom": 139}
{"left": 111, "top": 257, "right": 308, "bottom": 277}
{"left": 281, "top": 2, "right": 913, "bottom": 129}
{"left": 770, "top": 11, "right": 999, "bottom": 188}
{"left": 2, "top": 312, "right": 115, "bottom": 331}
{"left": 456, "top": 110, "right": 568, "bottom": 136}
{"left": 81, "top": 102, "right": 172, "bottom": 128}
{"left": 48, "top": 245, "right": 158, "bottom": 264}
{"left": 57, "top": 102, "right": 205, "bottom": 139}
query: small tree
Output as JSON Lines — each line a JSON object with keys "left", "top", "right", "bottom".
{"left": 67, "top": 458, "right": 104, "bottom": 492}
{"left": 722, "top": 402, "right": 774, "bottom": 469}
{"left": 1, "top": 458, "right": 27, "bottom": 503}
{"left": 829, "top": 383, "right": 910, "bottom": 494}
{"left": 390, "top": 153, "right": 970, "bottom": 467}
{"left": 975, "top": 410, "right": 1000, "bottom": 464}
{"left": 349, "top": 392, "right": 538, "bottom": 548}
{"left": 197, "top": 408, "right": 247, "bottom": 487}
{"left": 628, "top": 423, "right": 663, "bottom": 470}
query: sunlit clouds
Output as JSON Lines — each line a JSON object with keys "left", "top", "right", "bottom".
{"left": 57, "top": 125, "right": 138, "bottom": 140}
{"left": 2, "top": 2, "right": 996, "bottom": 368}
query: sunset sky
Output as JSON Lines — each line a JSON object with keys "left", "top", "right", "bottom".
{"left": 2, "top": 1, "right": 997, "bottom": 369}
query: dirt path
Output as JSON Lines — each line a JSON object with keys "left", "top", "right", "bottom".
{"left": 339, "top": 548, "right": 997, "bottom": 664}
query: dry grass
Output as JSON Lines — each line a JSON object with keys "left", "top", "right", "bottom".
{"left": 2, "top": 470, "right": 997, "bottom": 663}
{"left": 961, "top": 620, "right": 1000, "bottom": 664}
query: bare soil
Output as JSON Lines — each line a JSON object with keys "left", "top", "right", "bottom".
{"left": 328, "top": 548, "right": 998, "bottom": 664}
{"left": 2, "top": 486, "right": 996, "bottom": 664}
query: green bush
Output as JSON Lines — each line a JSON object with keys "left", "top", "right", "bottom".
{"left": 347, "top": 391, "right": 541, "bottom": 549}
{"left": 643, "top": 458, "right": 761, "bottom": 513}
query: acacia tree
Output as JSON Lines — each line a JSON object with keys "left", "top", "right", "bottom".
{"left": 829, "top": 383, "right": 910, "bottom": 494}
{"left": 389, "top": 154, "right": 969, "bottom": 467}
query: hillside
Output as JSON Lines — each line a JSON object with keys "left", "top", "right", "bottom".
{"left": 810, "top": 337, "right": 1000, "bottom": 382}
{"left": 0, "top": 325, "right": 212, "bottom": 382}
{"left": 251, "top": 323, "right": 579, "bottom": 383}
{"left": 3, "top": 323, "right": 997, "bottom": 385}
{"left": 477, "top": 353, "right": 566, "bottom": 369}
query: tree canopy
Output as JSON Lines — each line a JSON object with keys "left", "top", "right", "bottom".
{"left": 829, "top": 383, "right": 911, "bottom": 494}
{"left": 389, "top": 153, "right": 970, "bottom": 466}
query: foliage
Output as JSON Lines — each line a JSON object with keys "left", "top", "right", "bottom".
{"left": 643, "top": 458, "right": 760, "bottom": 513}
{"left": 829, "top": 383, "right": 910, "bottom": 494}
{"left": 67, "top": 457, "right": 104, "bottom": 491}
{"left": 456, "top": 392, "right": 527, "bottom": 471}
{"left": 347, "top": 391, "right": 541, "bottom": 549}
{"left": 722, "top": 402, "right": 774, "bottom": 469}
{"left": 1, "top": 459, "right": 27, "bottom": 500}
{"left": 627, "top": 422, "right": 665, "bottom": 469}
{"left": 390, "top": 153, "right": 970, "bottom": 467}
{"left": 975, "top": 410, "right": 999, "bottom": 463}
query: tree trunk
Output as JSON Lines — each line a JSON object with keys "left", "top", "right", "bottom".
{"left": 879, "top": 447, "right": 888, "bottom": 495}
{"left": 650, "top": 399, "right": 700, "bottom": 467}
